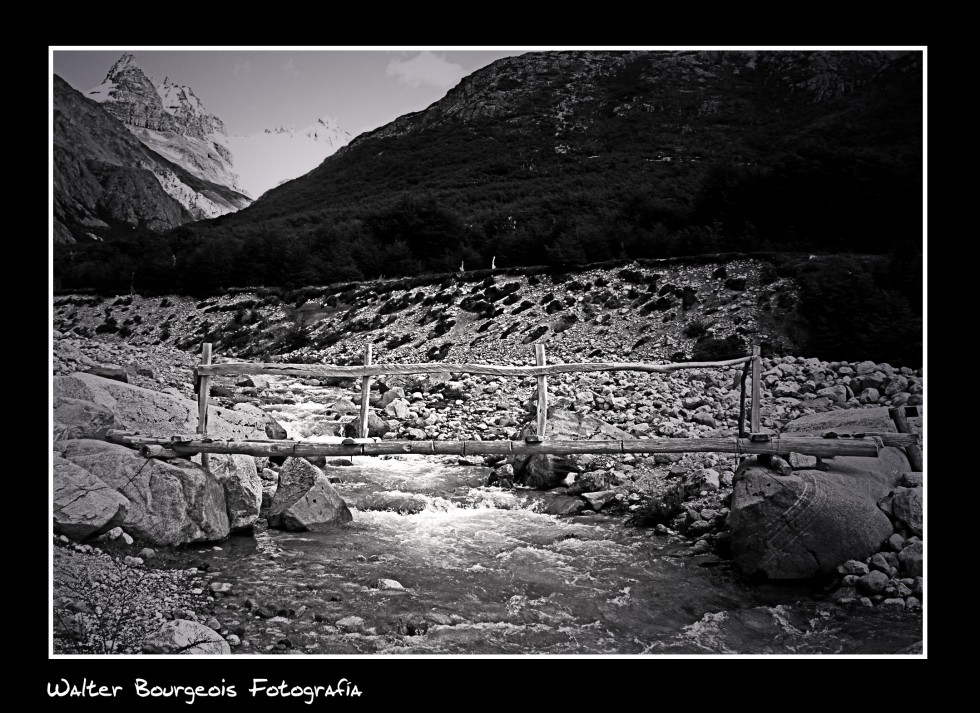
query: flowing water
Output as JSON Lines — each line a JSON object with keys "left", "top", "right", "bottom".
{"left": 176, "top": 381, "right": 923, "bottom": 655}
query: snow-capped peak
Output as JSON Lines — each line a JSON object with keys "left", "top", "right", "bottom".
{"left": 106, "top": 53, "right": 139, "bottom": 77}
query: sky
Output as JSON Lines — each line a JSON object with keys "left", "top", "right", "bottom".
{"left": 52, "top": 48, "right": 526, "bottom": 138}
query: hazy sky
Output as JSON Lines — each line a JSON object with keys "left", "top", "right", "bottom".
{"left": 52, "top": 48, "right": 525, "bottom": 138}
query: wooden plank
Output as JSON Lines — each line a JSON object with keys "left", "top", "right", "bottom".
{"left": 105, "top": 434, "right": 881, "bottom": 458}
{"left": 197, "top": 356, "right": 755, "bottom": 380}
{"left": 750, "top": 344, "right": 761, "bottom": 434}
{"left": 197, "top": 342, "right": 212, "bottom": 470}
{"left": 358, "top": 344, "right": 372, "bottom": 438}
{"left": 535, "top": 343, "right": 548, "bottom": 439}
{"left": 888, "top": 406, "right": 924, "bottom": 471}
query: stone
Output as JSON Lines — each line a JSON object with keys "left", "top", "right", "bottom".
{"left": 901, "top": 472, "right": 923, "bottom": 488}
{"left": 869, "top": 553, "right": 891, "bottom": 573}
{"left": 139, "top": 547, "right": 156, "bottom": 559}
{"left": 858, "top": 388, "right": 881, "bottom": 404}
{"left": 57, "top": 439, "right": 229, "bottom": 546}
{"left": 898, "top": 542, "right": 923, "bottom": 577}
{"left": 729, "top": 444, "right": 907, "bottom": 579}
{"left": 686, "top": 468, "right": 720, "bottom": 494}
{"left": 541, "top": 495, "right": 587, "bottom": 516}
{"left": 53, "top": 397, "right": 119, "bottom": 440}
{"left": 53, "top": 373, "right": 268, "bottom": 440}
{"left": 816, "top": 385, "right": 848, "bottom": 403}
{"left": 782, "top": 407, "right": 897, "bottom": 435}
{"left": 235, "top": 375, "right": 269, "bottom": 389}
{"left": 654, "top": 453, "right": 683, "bottom": 465}
{"left": 335, "top": 616, "right": 365, "bottom": 632}
{"left": 887, "top": 533, "right": 905, "bottom": 552}
{"left": 261, "top": 481, "right": 277, "bottom": 510}
{"left": 891, "top": 486, "right": 923, "bottom": 537}
{"left": 379, "top": 387, "right": 406, "bottom": 409}
{"left": 511, "top": 410, "right": 631, "bottom": 489}
{"left": 582, "top": 490, "right": 617, "bottom": 511}
{"left": 210, "top": 582, "right": 233, "bottom": 595}
{"left": 377, "top": 579, "right": 404, "bottom": 590}
{"left": 857, "top": 570, "right": 889, "bottom": 594}
{"left": 788, "top": 452, "right": 818, "bottom": 470}
{"left": 266, "top": 460, "right": 352, "bottom": 532}
{"left": 905, "top": 597, "right": 921, "bottom": 611}
{"left": 143, "top": 620, "right": 231, "bottom": 655}
{"left": 855, "top": 361, "right": 878, "bottom": 375}
{"left": 384, "top": 398, "right": 411, "bottom": 419}
{"left": 123, "top": 556, "right": 143, "bottom": 566}
{"left": 880, "top": 598, "right": 906, "bottom": 610}
{"left": 53, "top": 456, "right": 129, "bottom": 540}
{"left": 838, "top": 560, "right": 869, "bottom": 576}
{"left": 342, "top": 412, "right": 390, "bottom": 438}
{"left": 208, "top": 454, "right": 262, "bottom": 531}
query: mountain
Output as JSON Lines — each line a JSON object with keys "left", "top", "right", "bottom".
{"left": 53, "top": 75, "right": 252, "bottom": 243}
{"left": 86, "top": 54, "right": 247, "bottom": 199}
{"left": 181, "top": 50, "right": 920, "bottom": 280}
{"left": 227, "top": 116, "right": 352, "bottom": 199}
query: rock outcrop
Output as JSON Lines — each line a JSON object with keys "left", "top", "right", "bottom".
{"left": 729, "top": 407, "right": 913, "bottom": 579}
{"left": 56, "top": 439, "right": 229, "bottom": 545}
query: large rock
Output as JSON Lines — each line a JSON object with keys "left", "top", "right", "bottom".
{"left": 512, "top": 410, "right": 631, "bottom": 490}
{"left": 343, "top": 412, "right": 390, "bottom": 438}
{"left": 782, "top": 407, "right": 897, "bottom": 435}
{"left": 729, "top": 446, "right": 908, "bottom": 579}
{"left": 53, "top": 456, "right": 129, "bottom": 539}
{"left": 53, "top": 373, "right": 268, "bottom": 440}
{"left": 892, "top": 486, "right": 923, "bottom": 537}
{"left": 266, "top": 458, "right": 352, "bottom": 532}
{"left": 53, "top": 396, "right": 119, "bottom": 440}
{"left": 143, "top": 620, "right": 231, "bottom": 655}
{"left": 208, "top": 454, "right": 262, "bottom": 531}
{"left": 56, "top": 439, "right": 229, "bottom": 545}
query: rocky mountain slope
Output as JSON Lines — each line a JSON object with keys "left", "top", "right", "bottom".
{"left": 54, "top": 76, "right": 252, "bottom": 243}
{"left": 86, "top": 54, "right": 243, "bottom": 196}
{"left": 182, "top": 50, "right": 921, "bottom": 279}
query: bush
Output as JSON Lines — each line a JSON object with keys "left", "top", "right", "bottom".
{"left": 690, "top": 334, "right": 746, "bottom": 361}
{"left": 684, "top": 320, "right": 709, "bottom": 339}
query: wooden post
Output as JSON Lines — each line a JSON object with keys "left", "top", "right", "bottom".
{"left": 197, "top": 342, "right": 212, "bottom": 469}
{"left": 750, "top": 344, "right": 761, "bottom": 434}
{"left": 535, "top": 343, "right": 548, "bottom": 438}
{"left": 889, "top": 406, "right": 923, "bottom": 471}
{"left": 358, "top": 343, "right": 373, "bottom": 438}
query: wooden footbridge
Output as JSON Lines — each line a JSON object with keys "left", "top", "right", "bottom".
{"left": 106, "top": 342, "right": 921, "bottom": 465}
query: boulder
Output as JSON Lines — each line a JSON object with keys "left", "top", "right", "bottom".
{"left": 343, "top": 412, "right": 390, "bottom": 438}
{"left": 56, "top": 439, "right": 229, "bottom": 545}
{"left": 235, "top": 375, "right": 269, "bottom": 389}
{"left": 208, "top": 454, "right": 262, "bottom": 531}
{"left": 582, "top": 490, "right": 617, "bottom": 511}
{"left": 53, "top": 456, "right": 129, "bottom": 540}
{"left": 85, "top": 366, "right": 129, "bottom": 383}
{"left": 53, "top": 373, "right": 268, "bottom": 440}
{"left": 384, "top": 398, "right": 411, "bottom": 419}
{"left": 782, "top": 407, "right": 897, "bottom": 435}
{"left": 898, "top": 541, "right": 923, "bottom": 577}
{"left": 512, "top": 410, "right": 633, "bottom": 489}
{"left": 891, "top": 486, "right": 923, "bottom": 537}
{"left": 53, "top": 397, "right": 119, "bottom": 440}
{"left": 729, "top": 445, "right": 908, "bottom": 579}
{"left": 143, "top": 620, "right": 231, "bottom": 655}
{"left": 266, "top": 458, "right": 352, "bottom": 531}
{"left": 268, "top": 474, "right": 353, "bottom": 532}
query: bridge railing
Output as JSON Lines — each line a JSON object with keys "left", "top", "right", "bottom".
{"left": 135, "top": 342, "right": 919, "bottom": 463}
